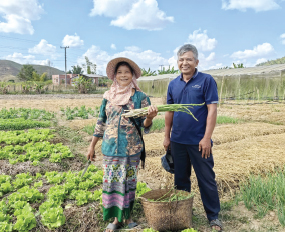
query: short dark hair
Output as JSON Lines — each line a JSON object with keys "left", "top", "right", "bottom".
{"left": 114, "top": 61, "right": 134, "bottom": 75}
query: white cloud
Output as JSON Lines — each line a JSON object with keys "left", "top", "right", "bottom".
{"left": 255, "top": 58, "right": 268, "bottom": 65}
{"left": 28, "top": 39, "right": 57, "bottom": 57}
{"left": 209, "top": 63, "right": 224, "bottom": 70}
{"left": 77, "top": 45, "right": 170, "bottom": 75}
{"left": 90, "top": 0, "right": 174, "bottom": 30}
{"left": 111, "top": 0, "right": 174, "bottom": 30}
{"left": 231, "top": 43, "right": 275, "bottom": 59}
{"left": 124, "top": 46, "right": 141, "bottom": 52}
{"left": 90, "top": 0, "right": 137, "bottom": 17}
{"left": 4, "top": 52, "right": 50, "bottom": 65}
{"left": 222, "top": 0, "right": 280, "bottom": 12}
{"left": 188, "top": 29, "right": 217, "bottom": 52}
{"left": 62, "top": 33, "right": 84, "bottom": 47}
{"left": 0, "top": 15, "right": 34, "bottom": 34}
{"left": 0, "top": 0, "right": 44, "bottom": 34}
{"left": 205, "top": 52, "right": 215, "bottom": 62}
{"left": 280, "top": 33, "right": 285, "bottom": 45}
{"left": 111, "top": 44, "right": 117, "bottom": 50}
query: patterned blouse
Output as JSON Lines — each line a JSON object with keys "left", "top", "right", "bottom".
{"left": 94, "top": 90, "right": 151, "bottom": 157}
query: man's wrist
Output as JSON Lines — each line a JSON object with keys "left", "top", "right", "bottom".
{"left": 203, "top": 136, "right": 211, "bottom": 140}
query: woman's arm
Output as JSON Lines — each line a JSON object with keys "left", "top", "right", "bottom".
{"left": 87, "top": 136, "right": 100, "bottom": 161}
{"left": 143, "top": 105, "right": 158, "bottom": 128}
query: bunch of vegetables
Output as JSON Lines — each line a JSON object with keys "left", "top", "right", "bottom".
{"left": 122, "top": 103, "right": 205, "bottom": 121}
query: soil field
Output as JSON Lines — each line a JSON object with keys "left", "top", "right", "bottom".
{"left": 1, "top": 95, "right": 285, "bottom": 231}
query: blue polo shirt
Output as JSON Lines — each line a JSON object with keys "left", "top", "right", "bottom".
{"left": 167, "top": 69, "right": 218, "bottom": 145}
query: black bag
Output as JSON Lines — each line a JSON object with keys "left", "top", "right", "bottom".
{"left": 122, "top": 105, "right": 146, "bottom": 169}
{"left": 161, "top": 146, "right": 175, "bottom": 174}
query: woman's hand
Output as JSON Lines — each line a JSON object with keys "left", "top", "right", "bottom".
{"left": 86, "top": 148, "right": 96, "bottom": 162}
{"left": 146, "top": 105, "right": 158, "bottom": 119}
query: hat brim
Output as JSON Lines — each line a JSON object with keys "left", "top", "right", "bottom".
{"left": 106, "top": 57, "right": 141, "bottom": 80}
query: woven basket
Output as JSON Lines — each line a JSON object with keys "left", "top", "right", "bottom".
{"left": 140, "top": 189, "right": 194, "bottom": 231}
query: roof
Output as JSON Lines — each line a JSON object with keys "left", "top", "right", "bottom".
{"left": 137, "top": 64, "right": 285, "bottom": 81}
{"left": 82, "top": 74, "right": 106, "bottom": 78}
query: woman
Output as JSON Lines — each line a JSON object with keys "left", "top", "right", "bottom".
{"left": 86, "top": 57, "right": 158, "bottom": 232}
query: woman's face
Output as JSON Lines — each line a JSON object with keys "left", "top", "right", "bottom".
{"left": 115, "top": 65, "right": 133, "bottom": 87}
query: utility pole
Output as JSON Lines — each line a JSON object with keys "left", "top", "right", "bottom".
{"left": 61, "top": 46, "right": 69, "bottom": 88}
{"left": 159, "top": 65, "right": 164, "bottom": 72}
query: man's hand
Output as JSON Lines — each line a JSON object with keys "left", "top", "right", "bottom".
{"left": 163, "top": 137, "right": 171, "bottom": 151}
{"left": 199, "top": 137, "right": 212, "bottom": 159}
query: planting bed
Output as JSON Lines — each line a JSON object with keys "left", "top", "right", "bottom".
{"left": 1, "top": 94, "right": 285, "bottom": 231}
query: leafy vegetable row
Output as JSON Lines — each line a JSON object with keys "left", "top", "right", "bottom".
{"left": 0, "top": 129, "right": 53, "bottom": 145}
{"left": 0, "top": 141, "right": 74, "bottom": 165}
{"left": 0, "top": 166, "right": 103, "bottom": 231}
{"left": 0, "top": 119, "right": 51, "bottom": 130}
{"left": 0, "top": 108, "right": 55, "bottom": 121}
{"left": 60, "top": 105, "right": 99, "bottom": 120}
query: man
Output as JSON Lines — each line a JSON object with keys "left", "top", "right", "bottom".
{"left": 163, "top": 44, "right": 222, "bottom": 231}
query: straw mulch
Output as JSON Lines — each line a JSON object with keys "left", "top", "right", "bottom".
{"left": 0, "top": 96, "right": 163, "bottom": 112}
{"left": 213, "top": 122, "right": 285, "bottom": 144}
{"left": 68, "top": 118, "right": 98, "bottom": 130}
{"left": 140, "top": 131, "right": 285, "bottom": 198}
{"left": 141, "top": 122, "right": 285, "bottom": 157}
{"left": 218, "top": 102, "right": 285, "bottom": 124}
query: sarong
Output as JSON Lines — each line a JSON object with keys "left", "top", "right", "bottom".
{"left": 102, "top": 154, "right": 140, "bottom": 222}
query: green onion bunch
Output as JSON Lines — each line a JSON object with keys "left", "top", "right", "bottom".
{"left": 122, "top": 103, "right": 204, "bottom": 121}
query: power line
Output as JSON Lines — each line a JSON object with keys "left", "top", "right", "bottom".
{"left": 0, "top": 35, "right": 40, "bottom": 43}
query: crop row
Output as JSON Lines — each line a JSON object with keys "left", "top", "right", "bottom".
{"left": 60, "top": 105, "right": 99, "bottom": 120}
{"left": 0, "top": 108, "right": 55, "bottom": 120}
{"left": 0, "top": 166, "right": 103, "bottom": 231}
{"left": 0, "top": 141, "right": 74, "bottom": 165}
{"left": 0, "top": 118, "right": 51, "bottom": 130}
{"left": 0, "top": 129, "right": 53, "bottom": 145}
{"left": 0, "top": 167, "right": 152, "bottom": 231}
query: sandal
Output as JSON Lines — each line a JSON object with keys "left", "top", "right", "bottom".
{"left": 210, "top": 219, "right": 223, "bottom": 231}
{"left": 104, "top": 222, "right": 123, "bottom": 232}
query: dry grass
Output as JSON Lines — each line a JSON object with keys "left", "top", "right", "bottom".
{"left": 213, "top": 122, "right": 285, "bottom": 144}
{"left": 141, "top": 131, "right": 285, "bottom": 199}
{"left": 218, "top": 101, "right": 285, "bottom": 124}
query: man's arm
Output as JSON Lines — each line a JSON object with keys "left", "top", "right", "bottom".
{"left": 163, "top": 111, "right": 174, "bottom": 150}
{"left": 199, "top": 103, "right": 217, "bottom": 158}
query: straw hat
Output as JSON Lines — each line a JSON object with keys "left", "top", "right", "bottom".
{"left": 106, "top": 57, "right": 141, "bottom": 80}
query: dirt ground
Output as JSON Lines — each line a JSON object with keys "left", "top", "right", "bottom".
{"left": 2, "top": 95, "right": 285, "bottom": 231}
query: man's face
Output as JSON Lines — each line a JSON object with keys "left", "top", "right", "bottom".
{"left": 177, "top": 51, "right": 199, "bottom": 76}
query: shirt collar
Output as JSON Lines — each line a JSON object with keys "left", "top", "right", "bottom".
{"left": 179, "top": 68, "right": 198, "bottom": 80}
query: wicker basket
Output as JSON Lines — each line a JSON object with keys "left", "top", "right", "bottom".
{"left": 140, "top": 189, "right": 194, "bottom": 231}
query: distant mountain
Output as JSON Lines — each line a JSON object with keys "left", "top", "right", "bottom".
{"left": 256, "top": 57, "right": 285, "bottom": 66}
{"left": 0, "top": 60, "right": 65, "bottom": 82}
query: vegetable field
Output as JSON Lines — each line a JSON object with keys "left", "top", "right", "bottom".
{"left": 1, "top": 95, "right": 285, "bottom": 231}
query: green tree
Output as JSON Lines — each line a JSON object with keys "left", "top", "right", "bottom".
{"left": 69, "top": 65, "right": 83, "bottom": 74}
{"left": 157, "top": 66, "right": 180, "bottom": 75}
{"left": 74, "top": 76, "right": 92, "bottom": 93}
{"left": 233, "top": 63, "right": 245, "bottom": 68}
{"left": 18, "top": 65, "right": 36, "bottom": 81}
{"left": 32, "top": 71, "right": 40, "bottom": 81}
{"left": 141, "top": 68, "right": 157, "bottom": 76}
{"left": 82, "top": 56, "right": 96, "bottom": 74}
{"left": 39, "top": 72, "right": 48, "bottom": 82}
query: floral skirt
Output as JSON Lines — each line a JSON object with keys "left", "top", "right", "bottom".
{"left": 102, "top": 155, "right": 140, "bottom": 222}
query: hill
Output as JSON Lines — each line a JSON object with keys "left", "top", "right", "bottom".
{"left": 0, "top": 60, "right": 65, "bottom": 82}
{"left": 256, "top": 56, "right": 285, "bottom": 66}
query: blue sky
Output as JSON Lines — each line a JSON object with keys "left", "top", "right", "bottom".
{"left": 1, "top": 0, "right": 285, "bottom": 75}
